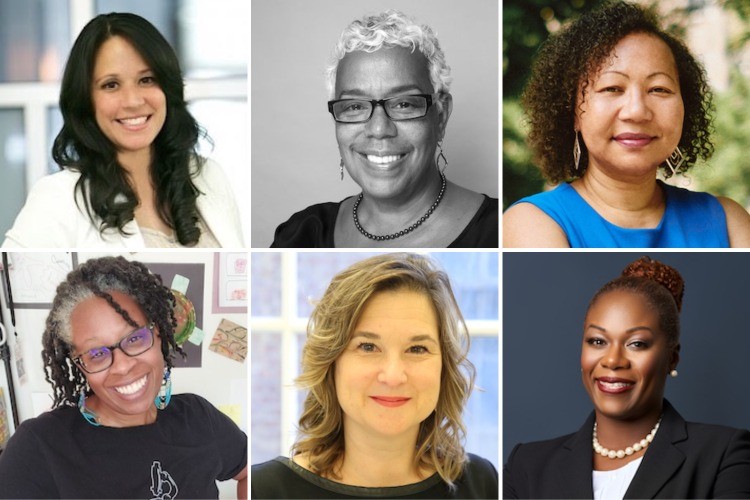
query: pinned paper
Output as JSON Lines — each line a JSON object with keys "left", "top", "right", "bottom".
{"left": 208, "top": 319, "right": 247, "bottom": 362}
{"left": 188, "top": 328, "right": 205, "bottom": 346}
{"left": 218, "top": 404, "right": 242, "bottom": 426}
{"left": 171, "top": 274, "right": 190, "bottom": 295}
{"left": 0, "top": 388, "right": 10, "bottom": 449}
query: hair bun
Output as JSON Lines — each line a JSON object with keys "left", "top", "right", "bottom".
{"left": 621, "top": 256, "right": 684, "bottom": 311}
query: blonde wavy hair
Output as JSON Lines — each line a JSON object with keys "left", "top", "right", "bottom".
{"left": 325, "top": 10, "right": 452, "bottom": 105}
{"left": 292, "top": 253, "right": 475, "bottom": 488}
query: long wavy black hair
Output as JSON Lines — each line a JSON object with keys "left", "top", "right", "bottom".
{"left": 52, "top": 12, "right": 208, "bottom": 245}
{"left": 41, "top": 256, "right": 184, "bottom": 408}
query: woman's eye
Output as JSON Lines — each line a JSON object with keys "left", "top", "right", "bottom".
{"left": 651, "top": 87, "right": 672, "bottom": 94}
{"left": 101, "top": 81, "right": 118, "bottom": 90}
{"left": 629, "top": 340, "right": 648, "bottom": 349}
{"left": 357, "top": 342, "right": 377, "bottom": 352}
{"left": 586, "top": 338, "right": 606, "bottom": 347}
{"left": 601, "top": 86, "right": 622, "bottom": 93}
{"left": 407, "top": 344, "right": 429, "bottom": 354}
{"left": 141, "top": 76, "right": 157, "bottom": 85}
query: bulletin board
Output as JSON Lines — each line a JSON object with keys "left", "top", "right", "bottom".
{"left": 145, "top": 263, "right": 205, "bottom": 369}
{"left": 1, "top": 253, "right": 78, "bottom": 308}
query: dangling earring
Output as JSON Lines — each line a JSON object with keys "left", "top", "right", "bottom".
{"left": 670, "top": 369, "right": 679, "bottom": 378}
{"left": 340, "top": 159, "right": 344, "bottom": 181}
{"left": 78, "top": 389, "right": 101, "bottom": 426}
{"left": 436, "top": 141, "right": 448, "bottom": 173}
{"left": 155, "top": 367, "right": 172, "bottom": 410}
{"left": 665, "top": 147, "right": 685, "bottom": 176}
{"left": 573, "top": 131, "right": 582, "bottom": 172}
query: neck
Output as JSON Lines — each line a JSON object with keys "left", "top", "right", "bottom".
{"left": 576, "top": 166, "right": 662, "bottom": 213}
{"left": 357, "top": 168, "right": 443, "bottom": 230}
{"left": 87, "top": 394, "right": 157, "bottom": 428}
{"left": 336, "top": 425, "right": 426, "bottom": 487}
{"left": 593, "top": 404, "right": 663, "bottom": 452}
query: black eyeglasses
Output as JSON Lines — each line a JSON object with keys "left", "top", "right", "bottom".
{"left": 71, "top": 324, "right": 155, "bottom": 374}
{"left": 327, "top": 93, "right": 436, "bottom": 123}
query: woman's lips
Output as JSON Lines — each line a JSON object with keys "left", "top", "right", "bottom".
{"left": 613, "top": 133, "right": 654, "bottom": 148}
{"left": 370, "top": 396, "right": 411, "bottom": 408}
{"left": 596, "top": 377, "right": 635, "bottom": 394}
{"left": 359, "top": 152, "right": 406, "bottom": 168}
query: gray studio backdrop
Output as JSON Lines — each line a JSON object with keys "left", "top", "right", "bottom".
{"left": 251, "top": 0, "right": 499, "bottom": 247}
{"left": 503, "top": 252, "right": 750, "bottom": 463}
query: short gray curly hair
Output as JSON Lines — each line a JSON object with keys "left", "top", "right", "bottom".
{"left": 325, "top": 10, "right": 452, "bottom": 100}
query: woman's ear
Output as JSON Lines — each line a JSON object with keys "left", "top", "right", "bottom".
{"left": 437, "top": 92, "right": 453, "bottom": 139}
{"left": 669, "top": 343, "right": 680, "bottom": 371}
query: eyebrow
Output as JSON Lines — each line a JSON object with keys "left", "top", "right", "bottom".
{"left": 586, "top": 324, "right": 655, "bottom": 335}
{"left": 94, "top": 68, "right": 154, "bottom": 84}
{"left": 351, "top": 331, "right": 439, "bottom": 344}
{"left": 599, "top": 70, "right": 678, "bottom": 84}
{"left": 338, "top": 84, "right": 427, "bottom": 99}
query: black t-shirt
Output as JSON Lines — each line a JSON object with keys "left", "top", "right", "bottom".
{"left": 0, "top": 393, "right": 247, "bottom": 499}
{"left": 251, "top": 454, "right": 498, "bottom": 499}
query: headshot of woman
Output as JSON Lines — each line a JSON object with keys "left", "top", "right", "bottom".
{"left": 2, "top": 12, "right": 243, "bottom": 248}
{"left": 503, "top": 255, "right": 750, "bottom": 498}
{"left": 251, "top": 253, "right": 498, "bottom": 498}
{"left": 254, "top": 3, "right": 498, "bottom": 249}
{"left": 503, "top": 1, "right": 750, "bottom": 248}
{"left": 0, "top": 256, "right": 247, "bottom": 498}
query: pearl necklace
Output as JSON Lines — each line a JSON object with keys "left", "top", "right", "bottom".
{"left": 592, "top": 418, "right": 661, "bottom": 459}
{"left": 352, "top": 172, "right": 446, "bottom": 241}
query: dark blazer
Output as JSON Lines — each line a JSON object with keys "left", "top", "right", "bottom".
{"left": 503, "top": 400, "right": 750, "bottom": 499}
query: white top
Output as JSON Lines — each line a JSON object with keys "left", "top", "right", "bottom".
{"left": 592, "top": 457, "right": 643, "bottom": 500}
{"left": 2, "top": 157, "right": 244, "bottom": 249}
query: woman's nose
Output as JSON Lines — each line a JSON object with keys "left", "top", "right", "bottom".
{"left": 364, "top": 104, "right": 398, "bottom": 139}
{"left": 602, "top": 344, "right": 629, "bottom": 369}
{"left": 619, "top": 89, "right": 652, "bottom": 122}
{"left": 108, "top": 348, "right": 138, "bottom": 374}
{"left": 377, "top": 355, "right": 407, "bottom": 386}
{"left": 121, "top": 85, "right": 146, "bottom": 107}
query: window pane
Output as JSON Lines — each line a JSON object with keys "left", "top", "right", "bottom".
{"left": 0, "top": 109, "right": 26, "bottom": 238}
{"left": 250, "top": 253, "right": 282, "bottom": 317}
{"left": 465, "top": 336, "right": 499, "bottom": 469}
{"left": 0, "top": 0, "right": 69, "bottom": 82}
{"left": 432, "top": 252, "right": 499, "bottom": 319}
{"left": 47, "top": 106, "right": 63, "bottom": 174}
{"left": 251, "top": 331, "right": 282, "bottom": 464}
{"left": 96, "top": 0, "right": 247, "bottom": 78}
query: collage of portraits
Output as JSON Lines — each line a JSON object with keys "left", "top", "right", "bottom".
{"left": 0, "top": 0, "right": 748, "bottom": 499}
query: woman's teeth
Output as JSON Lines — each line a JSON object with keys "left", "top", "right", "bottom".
{"left": 119, "top": 116, "right": 148, "bottom": 126}
{"left": 367, "top": 154, "right": 402, "bottom": 164}
{"left": 115, "top": 375, "right": 147, "bottom": 395}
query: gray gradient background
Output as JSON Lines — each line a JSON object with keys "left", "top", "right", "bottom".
{"left": 503, "top": 252, "right": 750, "bottom": 462}
{"left": 251, "top": 0, "right": 498, "bottom": 247}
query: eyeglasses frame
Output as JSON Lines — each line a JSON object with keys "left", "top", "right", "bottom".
{"left": 327, "top": 93, "right": 439, "bottom": 124}
{"left": 71, "top": 323, "right": 156, "bottom": 374}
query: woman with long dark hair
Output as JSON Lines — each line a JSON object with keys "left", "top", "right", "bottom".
{"left": 3, "top": 13, "right": 243, "bottom": 248}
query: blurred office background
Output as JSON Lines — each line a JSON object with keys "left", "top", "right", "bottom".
{"left": 0, "top": 0, "right": 248, "bottom": 241}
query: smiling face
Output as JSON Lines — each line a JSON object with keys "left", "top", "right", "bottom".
{"left": 334, "top": 46, "right": 451, "bottom": 201}
{"left": 91, "top": 35, "right": 166, "bottom": 163}
{"left": 576, "top": 32, "right": 684, "bottom": 179}
{"left": 334, "top": 289, "right": 442, "bottom": 442}
{"left": 581, "top": 289, "right": 678, "bottom": 422}
{"left": 70, "top": 291, "right": 165, "bottom": 427}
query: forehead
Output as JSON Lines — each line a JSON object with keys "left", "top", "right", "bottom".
{"left": 93, "top": 35, "right": 149, "bottom": 75}
{"left": 70, "top": 291, "right": 147, "bottom": 343}
{"left": 335, "top": 46, "right": 433, "bottom": 98}
{"left": 587, "top": 289, "right": 660, "bottom": 326}
{"left": 355, "top": 289, "right": 439, "bottom": 336}
{"left": 592, "top": 32, "right": 678, "bottom": 81}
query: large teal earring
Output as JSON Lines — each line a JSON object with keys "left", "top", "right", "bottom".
{"left": 154, "top": 367, "right": 172, "bottom": 410}
{"left": 78, "top": 389, "right": 100, "bottom": 426}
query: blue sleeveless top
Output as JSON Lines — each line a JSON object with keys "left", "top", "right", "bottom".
{"left": 514, "top": 181, "right": 729, "bottom": 248}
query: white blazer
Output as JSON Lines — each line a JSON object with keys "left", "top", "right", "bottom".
{"left": 2, "top": 158, "right": 244, "bottom": 249}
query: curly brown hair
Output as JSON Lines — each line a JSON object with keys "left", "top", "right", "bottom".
{"left": 589, "top": 256, "right": 684, "bottom": 348}
{"left": 41, "top": 256, "right": 183, "bottom": 408}
{"left": 522, "top": 1, "right": 714, "bottom": 184}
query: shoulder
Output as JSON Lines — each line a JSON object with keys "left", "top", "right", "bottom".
{"left": 455, "top": 454, "right": 499, "bottom": 497}
{"left": 251, "top": 456, "right": 317, "bottom": 499}
{"left": 683, "top": 420, "right": 750, "bottom": 449}
{"left": 191, "top": 156, "right": 230, "bottom": 186}
{"left": 716, "top": 196, "right": 750, "bottom": 247}
{"left": 449, "top": 194, "right": 499, "bottom": 248}
{"left": 505, "top": 432, "right": 576, "bottom": 465}
{"left": 271, "top": 200, "right": 345, "bottom": 248}
{"left": 503, "top": 200, "right": 569, "bottom": 248}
